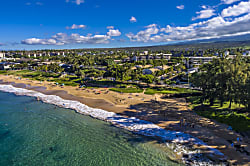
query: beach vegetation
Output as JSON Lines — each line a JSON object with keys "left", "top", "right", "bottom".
{"left": 192, "top": 104, "right": 250, "bottom": 132}
{"left": 188, "top": 56, "right": 250, "bottom": 132}
{"left": 191, "top": 55, "right": 250, "bottom": 111}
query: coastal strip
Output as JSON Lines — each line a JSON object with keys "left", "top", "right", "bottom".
{"left": 0, "top": 84, "right": 226, "bottom": 165}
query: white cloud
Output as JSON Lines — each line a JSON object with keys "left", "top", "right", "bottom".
{"left": 21, "top": 38, "right": 58, "bottom": 45}
{"left": 21, "top": 29, "right": 121, "bottom": 45}
{"left": 221, "top": 0, "right": 240, "bottom": 4}
{"left": 36, "top": 2, "right": 43, "bottom": 5}
{"left": 221, "top": 1, "right": 250, "bottom": 17}
{"left": 107, "top": 26, "right": 114, "bottom": 29}
{"left": 25, "top": 2, "right": 43, "bottom": 6}
{"left": 66, "top": 0, "right": 84, "bottom": 5}
{"left": 126, "top": 24, "right": 159, "bottom": 42}
{"left": 176, "top": 5, "right": 184, "bottom": 10}
{"left": 126, "top": 12, "right": 250, "bottom": 43}
{"left": 66, "top": 24, "right": 86, "bottom": 30}
{"left": 76, "top": 0, "right": 84, "bottom": 5}
{"left": 107, "top": 29, "right": 121, "bottom": 37}
{"left": 201, "top": 5, "right": 207, "bottom": 9}
{"left": 130, "top": 16, "right": 137, "bottom": 23}
{"left": 126, "top": 1, "right": 250, "bottom": 43}
{"left": 192, "top": 9, "right": 216, "bottom": 20}
{"left": 69, "top": 33, "right": 110, "bottom": 44}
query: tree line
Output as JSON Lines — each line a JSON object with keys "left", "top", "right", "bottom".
{"left": 191, "top": 55, "right": 250, "bottom": 110}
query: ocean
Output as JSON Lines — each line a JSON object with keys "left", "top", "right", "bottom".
{"left": 0, "top": 91, "right": 180, "bottom": 166}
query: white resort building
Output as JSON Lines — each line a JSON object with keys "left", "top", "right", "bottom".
{"left": 0, "top": 52, "right": 5, "bottom": 61}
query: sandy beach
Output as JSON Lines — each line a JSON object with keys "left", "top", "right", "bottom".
{"left": 0, "top": 74, "right": 249, "bottom": 165}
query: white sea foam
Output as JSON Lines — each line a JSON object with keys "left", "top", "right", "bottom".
{"left": 0, "top": 84, "right": 225, "bottom": 162}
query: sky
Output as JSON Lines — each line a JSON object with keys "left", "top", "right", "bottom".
{"left": 0, "top": 0, "right": 250, "bottom": 50}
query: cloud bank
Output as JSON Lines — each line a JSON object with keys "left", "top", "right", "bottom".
{"left": 192, "top": 9, "right": 216, "bottom": 20}
{"left": 22, "top": 29, "right": 121, "bottom": 45}
{"left": 66, "top": 0, "right": 84, "bottom": 5}
{"left": 221, "top": 1, "right": 250, "bottom": 17}
{"left": 21, "top": 0, "right": 250, "bottom": 46}
{"left": 126, "top": 1, "right": 250, "bottom": 43}
{"left": 221, "top": 0, "right": 240, "bottom": 4}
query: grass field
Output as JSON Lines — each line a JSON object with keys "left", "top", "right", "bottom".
{"left": 187, "top": 96, "right": 245, "bottom": 109}
{"left": 188, "top": 96, "right": 250, "bottom": 132}
{"left": 194, "top": 106, "right": 250, "bottom": 132}
{"left": 109, "top": 88, "right": 143, "bottom": 93}
{"left": 144, "top": 87, "right": 198, "bottom": 95}
{"left": 1, "top": 70, "right": 79, "bottom": 86}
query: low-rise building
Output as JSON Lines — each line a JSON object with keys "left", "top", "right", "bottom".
{"left": 163, "top": 54, "right": 172, "bottom": 60}
{"left": 0, "top": 52, "right": 6, "bottom": 61}
{"left": 114, "top": 60, "right": 121, "bottom": 64}
{"left": 224, "top": 51, "right": 230, "bottom": 56}
{"left": 0, "top": 62, "right": 13, "bottom": 70}
{"left": 184, "top": 56, "right": 215, "bottom": 68}
{"left": 187, "top": 67, "right": 199, "bottom": 74}
{"left": 130, "top": 54, "right": 172, "bottom": 62}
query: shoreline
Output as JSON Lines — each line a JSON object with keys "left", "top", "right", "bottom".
{"left": 0, "top": 75, "right": 249, "bottom": 165}
{"left": 0, "top": 82, "right": 226, "bottom": 165}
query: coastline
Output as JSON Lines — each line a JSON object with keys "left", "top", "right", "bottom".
{"left": 0, "top": 75, "right": 249, "bottom": 165}
{"left": 0, "top": 82, "right": 225, "bottom": 165}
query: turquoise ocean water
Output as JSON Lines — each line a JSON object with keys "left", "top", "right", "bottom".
{"left": 0, "top": 91, "right": 180, "bottom": 166}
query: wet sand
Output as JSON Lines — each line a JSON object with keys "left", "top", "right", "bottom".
{"left": 0, "top": 75, "right": 250, "bottom": 165}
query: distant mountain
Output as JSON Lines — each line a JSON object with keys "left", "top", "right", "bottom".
{"left": 179, "top": 34, "right": 250, "bottom": 44}
{"left": 131, "top": 35, "right": 250, "bottom": 51}
{"left": 106, "top": 34, "right": 250, "bottom": 51}
{"left": 71, "top": 34, "right": 250, "bottom": 51}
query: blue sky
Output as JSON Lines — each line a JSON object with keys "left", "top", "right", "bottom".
{"left": 0, "top": 0, "right": 250, "bottom": 50}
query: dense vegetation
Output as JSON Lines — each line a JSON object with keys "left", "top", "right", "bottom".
{"left": 191, "top": 55, "right": 250, "bottom": 111}
{"left": 1, "top": 69, "right": 195, "bottom": 95}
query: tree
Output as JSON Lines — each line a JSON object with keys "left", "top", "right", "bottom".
{"left": 140, "top": 74, "right": 154, "bottom": 84}
{"left": 191, "top": 55, "right": 250, "bottom": 111}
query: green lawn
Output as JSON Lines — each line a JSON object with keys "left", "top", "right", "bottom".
{"left": 188, "top": 96, "right": 250, "bottom": 132}
{"left": 144, "top": 88, "right": 178, "bottom": 95}
{"left": 1, "top": 70, "right": 80, "bottom": 87}
{"left": 109, "top": 88, "right": 143, "bottom": 93}
{"left": 194, "top": 106, "right": 250, "bottom": 132}
{"left": 187, "top": 96, "right": 245, "bottom": 109}
{"left": 6, "top": 70, "right": 33, "bottom": 75}
{"left": 144, "top": 87, "right": 199, "bottom": 95}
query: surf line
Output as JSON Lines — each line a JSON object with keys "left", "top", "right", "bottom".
{"left": 0, "top": 84, "right": 225, "bottom": 164}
